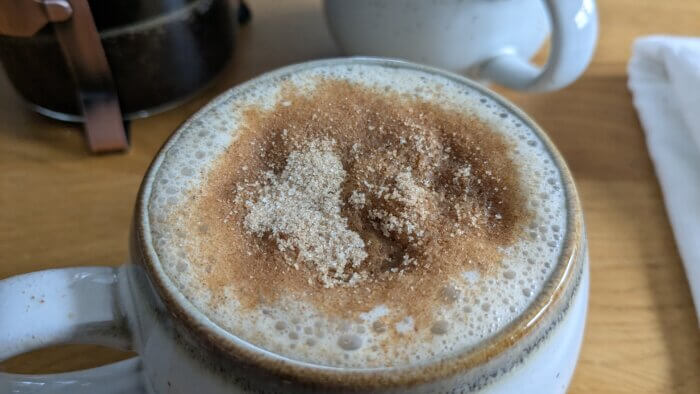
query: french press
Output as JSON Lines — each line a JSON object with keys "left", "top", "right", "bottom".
{"left": 0, "top": 0, "right": 247, "bottom": 152}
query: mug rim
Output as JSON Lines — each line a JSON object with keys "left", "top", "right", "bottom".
{"left": 133, "top": 57, "right": 584, "bottom": 388}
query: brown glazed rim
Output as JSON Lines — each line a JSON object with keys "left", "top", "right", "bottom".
{"left": 134, "top": 58, "right": 584, "bottom": 389}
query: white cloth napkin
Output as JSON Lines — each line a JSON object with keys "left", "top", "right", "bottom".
{"left": 628, "top": 35, "right": 700, "bottom": 322}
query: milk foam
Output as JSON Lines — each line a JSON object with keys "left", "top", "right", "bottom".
{"left": 147, "top": 61, "right": 567, "bottom": 368}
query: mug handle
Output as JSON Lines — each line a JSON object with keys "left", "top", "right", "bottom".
{"left": 0, "top": 267, "right": 146, "bottom": 393}
{"left": 477, "top": 0, "right": 598, "bottom": 92}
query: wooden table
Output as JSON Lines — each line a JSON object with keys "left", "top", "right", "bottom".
{"left": 1, "top": 0, "right": 698, "bottom": 392}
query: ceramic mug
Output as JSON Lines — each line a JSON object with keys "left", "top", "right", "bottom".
{"left": 0, "top": 58, "right": 588, "bottom": 393}
{"left": 324, "top": 0, "right": 598, "bottom": 92}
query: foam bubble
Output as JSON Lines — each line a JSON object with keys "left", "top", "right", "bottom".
{"left": 338, "top": 334, "right": 363, "bottom": 351}
{"left": 147, "top": 62, "right": 568, "bottom": 369}
{"left": 431, "top": 320, "right": 449, "bottom": 335}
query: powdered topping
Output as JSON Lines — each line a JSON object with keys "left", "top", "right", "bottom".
{"left": 367, "top": 169, "right": 433, "bottom": 241}
{"left": 348, "top": 190, "right": 366, "bottom": 209}
{"left": 205, "top": 77, "right": 530, "bottom": 315}
{"left": 231, "top": 104, "right": 513, "bottom": 288}
{"left": 240, "top": 139, "right": 368, "bottom": 287}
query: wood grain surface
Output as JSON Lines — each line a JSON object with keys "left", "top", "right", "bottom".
{"left": 1, "top": 0, "right": 699, "bottom": 392}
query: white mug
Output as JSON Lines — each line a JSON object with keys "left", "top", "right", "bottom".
{"left": 324, "top": 0, "right": 598, "bottom": 92}
{"left": 0, "top": 58, "right": 588, "bottom": 393}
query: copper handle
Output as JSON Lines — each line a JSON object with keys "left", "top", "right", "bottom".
{"left": 0, "top": 0, "right": 70, "bottom": 37}
{"left": 51, "top": 0, "right": 129, "bottom": 152}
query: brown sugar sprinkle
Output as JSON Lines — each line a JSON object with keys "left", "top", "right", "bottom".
{"left": 181, "top": 78, "right": 530, "bottom": 333}
{"left": 241, "top": 139, "right": 368, "bottom": 288}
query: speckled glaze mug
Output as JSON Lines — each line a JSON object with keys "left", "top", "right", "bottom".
{"left": 0, "top": 58, "right": 588, "bottom": 393}
{"left": 324, "top": 0, "right": 598, "bottom": 92}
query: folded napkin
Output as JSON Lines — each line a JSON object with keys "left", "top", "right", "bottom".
{"left": 628, "top": 36, "right": 700, "bottom": 322}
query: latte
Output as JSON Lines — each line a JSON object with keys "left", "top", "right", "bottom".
{"left": 147, "top": 63, "right": 567, "bottom": 369}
